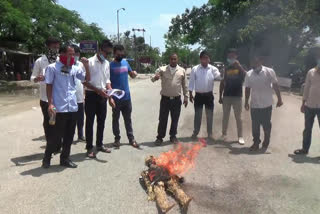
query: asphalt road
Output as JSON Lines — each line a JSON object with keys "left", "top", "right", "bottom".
{"left": 0, "top": 76, "right": 320, "bottom": 214}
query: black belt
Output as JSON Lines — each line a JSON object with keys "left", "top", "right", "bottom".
{"left": 162, "top": 95, "right": 180, "bottom": 100}
{"left": 195, "top": 92, "right": 213, "bottom": 96}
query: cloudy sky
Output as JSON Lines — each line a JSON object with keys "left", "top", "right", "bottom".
{"left": 58, "top": 0, "right": 208, "bottom": 52}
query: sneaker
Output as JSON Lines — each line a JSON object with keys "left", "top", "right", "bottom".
{"left": 238, "top": 137, "right": 245, "bottom": 145}
{"left": 219, "top": 135, "right": 227, "bottom": 141}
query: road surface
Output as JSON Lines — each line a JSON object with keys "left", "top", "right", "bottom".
{"left": 0, "top": 76, "right": 319, "bottom": 214}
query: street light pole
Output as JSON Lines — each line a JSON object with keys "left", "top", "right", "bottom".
{"left": 117, "top": 8, "right": 125, "bottom": 44}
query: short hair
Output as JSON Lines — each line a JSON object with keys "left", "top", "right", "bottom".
{"left": 71, "top": 44, "right": 80, "bottom": 53}
{"left": 170, "top": 53, "right": 178, "bottom": 58}
{"left": 45, "top": 37, "right": 60, "bottom": 46}
{"left": 227, "top": 48, "right": 238, "bottom": 55}
{"left": 200, "top": 50, "right": 210, "bottom": 58}
{"left": 59, "top": 44, "right": 74, "bottom": 54}
{"left": 113, "top": 44, "right": 125, "bottom": 53}
{"left": 99, "top": 39, "right": 113, "bottom": 51}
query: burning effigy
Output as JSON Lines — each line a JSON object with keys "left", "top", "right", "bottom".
{"left": 140, "top": 140, "right": 206, "bottom": 213}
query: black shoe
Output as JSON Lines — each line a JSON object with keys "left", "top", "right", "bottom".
{"left": 60, "top": 159, "right": 77, "bottom": 168}
{"left": 170, "top": 136, "right": 179, "bottom": 144}
{"left": 249, "top": 143, "right": 259, "bottom": 151}
{"left": 191, "top": 134, "right": 198, "bottom": 141}
{"left": 294, "top": 149, "right": 308, "bottom": 155}
{"left": 78, "top": 136, "right": 86, "bottom": 142}
{"left": 154, "top": 138, "right": 163, "bottom": 146}
{"left": 42, "top": 158, "right": 51, "bottom": 169}
{"left": 113, "top": 140, "right": 121, "bottom": 148}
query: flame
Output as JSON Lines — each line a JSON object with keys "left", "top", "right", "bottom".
{"left": 154, "top": 139, "right": 205, "bottom": 176}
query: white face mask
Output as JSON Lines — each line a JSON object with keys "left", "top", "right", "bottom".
{"left": 74, "top": 56, "right": 80, "bottom": 64}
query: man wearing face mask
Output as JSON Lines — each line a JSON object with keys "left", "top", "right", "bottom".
{"left": 244, "top": 54, "right": 283, "bottom": 152}
{"left": 189, "top": 50, "right": 221, "bottom": 140}
{"left": 30, "top": 37, "right": 60, "bottom": 146}
{"left": 72, "top": 45, "right": 86, "bottom": 142}
{"left": 294, "top": 48, "right": 320, "bottom": 155}
{"left": 109, "top": 45, "right": 139, "bottom": 149}
{"left": 219, "top": 49, "right": 247, "bottom": 145}
{"left": 43, "top": 45, "right": 90, "bottom": 168}
{"left": 83, "top": 40, "right": 115, "bottom": 158}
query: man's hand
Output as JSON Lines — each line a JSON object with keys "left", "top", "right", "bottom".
{"left": 219, "top": 97, "right": 223, "bottom": 104}
{"left": 276, "top": 99, "right": 283, "bottom": 108}
{"left": 35, "top": 75, "right": 45, "bottom": 82}
{"left": 130, "top": 71, "right": 138, "bottom": 79}
{"left": 81, "top": 57, "right": 89, "bottom": 67}
{"left": 245, "top": 102, "right": 250, "bottom": 111}
{"left": 48, "top": 104, "right": 56, "bottom": 116}
{"left": 109, "top": 98, "right": 116, "bottom": 108}
{"left": 233, "top": 60, "right": 241, "bottom": 67}
{"left": 300, "top": 104, "right": 305, "bottom": 113}
{"left": 97, "top": 89, "right": 108, "bottom": 98}
{"left": 183, "top": 97, "right": 188, "bottom": 108}
{"left": 189, "top": 94, "right": 194, "bottom": 103}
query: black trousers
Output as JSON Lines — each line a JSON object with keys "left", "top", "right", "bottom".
{"left": 112, "top": 99, "right": 134, "bottom": 141}
{"left": 302, "top": 107, "right": 320, "bottom": 152}
{"left": 40, "top": 100, "right": 50, "bottom": 142}
{"left": 76, "top": 103, "right": 84, "bottom": 138}
{"left": 157, "top": 96, "right": 182, "bottom": 139}
{"left": 193, "top": 92, "right": 214, "bottom": 136}
{"left": 250, "top": 106, "right": 272, "bottom": 146}
{"left": 85, "top": 91, "right": 107, "bottom": 150}
{"left": 44, "top": 112, "right": 77, "bottom": 160}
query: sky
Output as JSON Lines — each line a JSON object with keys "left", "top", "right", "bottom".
{"left": 58, "top": 0, "right": 208, "bottom": 52}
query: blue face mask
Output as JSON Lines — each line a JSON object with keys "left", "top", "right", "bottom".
{"left": 227, "top": 58, "right": 236, "bottom": 65}
{"left": 99, "top": 54, "right": 106, "bottom": 62}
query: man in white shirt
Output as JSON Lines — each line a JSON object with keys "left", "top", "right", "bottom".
{"left": 244, "top": 54, "right": 283, "bottom": 152}
{"left": 72, "top": 45, "right": 86, "bottom": 142}
{"left": 294, "top": 48, "right": 320, "bottom": 155}
{"left": 189, "top": 50, "right": 221, "bottom": 140}
{"left": 83, "top": 40, "right": 115, "bottom": 158}
{"left": 30, "top": 37, "right": 60, "bottom": 145}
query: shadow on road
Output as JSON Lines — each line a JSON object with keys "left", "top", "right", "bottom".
{"left": 20, "top": 165, "right": 67, "bottom": 177}
{"left": 213, "top": 140, "right": 272, "bottom": 155}
{"left": 139, "top": 137, "right": 196, "bottom": 148}
{"left": 32, "top": 135, "right": 46, "bottom": 142}
{"left": 11, "top": 153, "right": 44, "bottom": 166}
{"left": 288, "top": 154, "right": 320, "bottom": 164}
{"left": 69, "top": 152, "right": 108, "bottom": 164}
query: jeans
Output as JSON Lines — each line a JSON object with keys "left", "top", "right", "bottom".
{"left": 85, "top": 91, "right": 107, "bottom": 150}
{"left": 250, "top": 106, "right": 272, "bottom": 146}
{"left": 222, "top": 96, "right": 243, "bottom": 137}
{"left": 302, "top": 107, "right": 320, "bottom": 152}
{"left": 157, "top": 96, "right": 182, "bottom": 139}
{"left": 112, "top": 99, "right": 134, "bottom": 141}
{"left": 193, "top": 92, "right": 214, "bottom": 137}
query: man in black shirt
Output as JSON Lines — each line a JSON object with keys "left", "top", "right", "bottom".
{"left": 219, "top": 49, "right": 247, "bottom": 144}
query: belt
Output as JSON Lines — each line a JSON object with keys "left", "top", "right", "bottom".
{"left": 195, "top": 92, "right": 212, "bottom": 96}
{"left": 162, "top": 95, "right": 180, "bottom": 100}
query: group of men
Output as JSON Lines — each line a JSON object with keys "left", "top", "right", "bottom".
{"left": 31, "top": 37, "right": 320, "bottom": 169}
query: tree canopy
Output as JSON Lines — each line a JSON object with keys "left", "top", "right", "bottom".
{"left": 167, "top": 0, "right": 320, "bottom": 73}
{"left": 0, "top": 0, "right": 107, "bottom": 53}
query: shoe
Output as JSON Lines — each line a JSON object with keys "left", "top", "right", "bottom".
{"left": 191, "top": 134, "right": 198, "bottom": 141}
{"left": 249, "top": 143, "right": 259, "bottom": 151}
{"left": 238, "top": 137, "right": 245, "bottom": 145}
{"left": 97, "top": 146, "right": 111, "bottom": 153}
{"left": 294, "top": 149, "right": 308, "bottom": 155}
{"left": 78, "top": 136, "right": 86, "bottom": 142}
{"left": 154, "top": 138, "right": 163, "bottom": 146}
{"left": 86, "top": 149, "right": 96, "bottom": 158}
{"left": 60, "top": 159, "right": 77, "bottom": 168}
{"left": 113, "top": 140, "right": 121, "bottom": 148}
{"left": 219, "top": 135, "right": 227, "bottom": 141}
{"left": 129, "top": 139, "right": 140, "bottom": 149}
{"left": 42, "top": 158, "right": 51, "bottom": 169}
{"left": 170, "top": 136, "right": 179, "bottom": 144}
